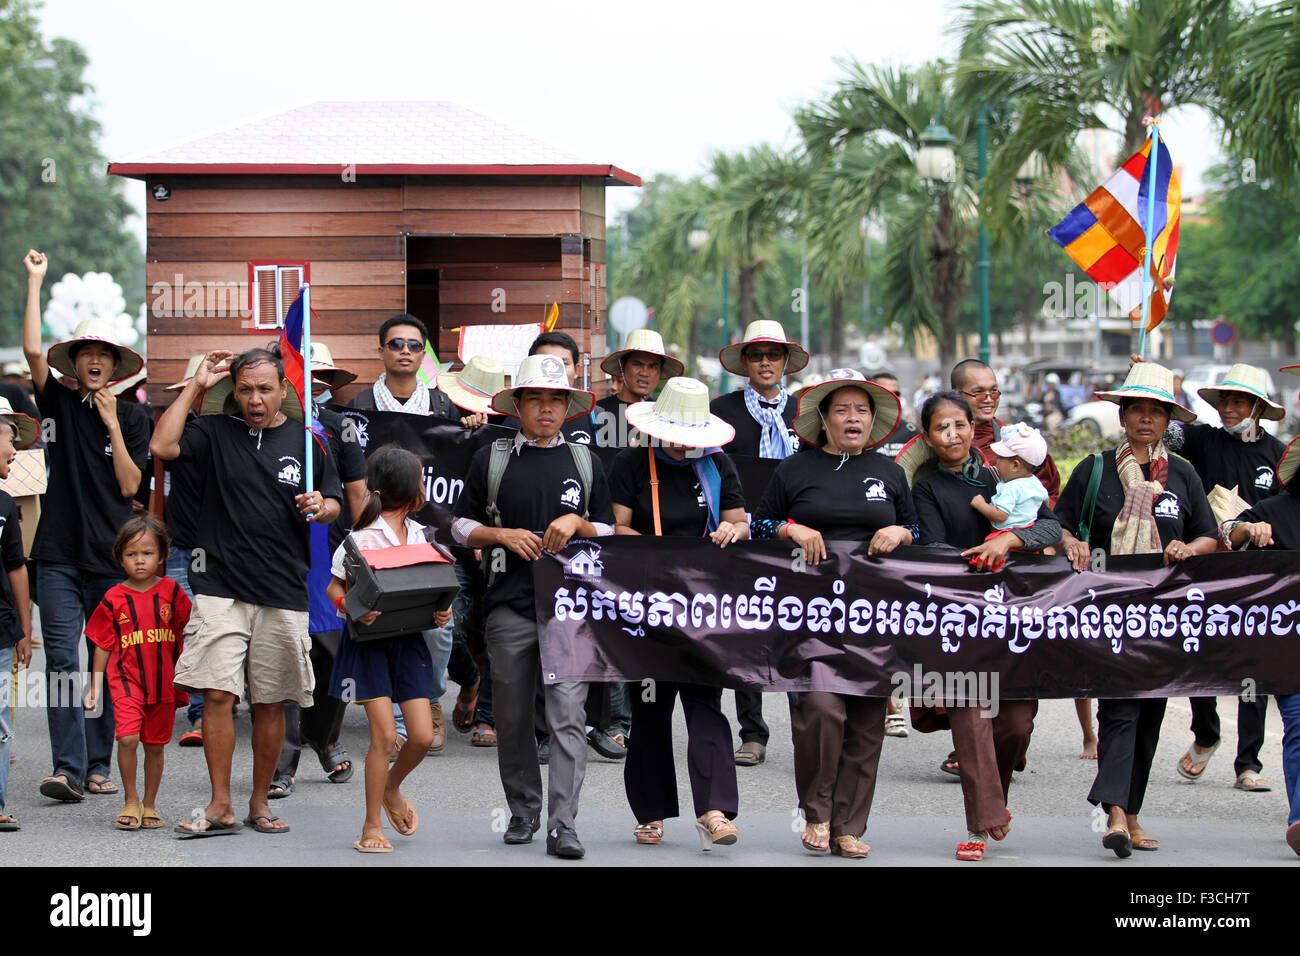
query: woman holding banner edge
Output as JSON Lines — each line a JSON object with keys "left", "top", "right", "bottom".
{"left": 901, "top": 390, "right": 1061, "bottom": 861}
{"left": 608, "top": 377, "right": 748, "bottom": 849}
{"left": 1053, "top": 363, "right": 1217, "bottom": 858}
{"left": 751, "top": 369, "right": 917, "bottom": 858}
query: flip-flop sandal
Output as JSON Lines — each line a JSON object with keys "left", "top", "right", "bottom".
{"left": 452, "top": 694, "right": 478, "bottom": 732}
{"left": 85, "top": 775, "right": 118, "bottom": 795}
{"left": 1129, "top": 826, "right": 1159, "bottom": 851}
{"left": 956, "top": 833, "right": 987, "bottom": 861}
{"left": 940, "top": 751, "right": 960, "bottom": 776}
{"left": 469, "top": 725, "right": 497, "bottom": 747}
{"left": 268, "top": 774, "right": 294, "bottom": 799}
{"left": 174, "top": 816, "right": 241, "bottom": 839}
{"left": 1177, "top": 740, "right": 1219, "bottom": 781}
{"left": 0, "top": 813, "right": 20, "bottom": 831}
{"left": 39, "top": 775, "right": 84, "bottom": 802}
{"left": 317, "top": 745, "right": 353, "bottom": 783}
{"left": 116, "top": 803, "right": 143, "bottom": 830}
{"left": 382, "top": 797, "right": 418, "bottom": 836}
{"left": 1234, "top": 771, "right": 1271, "bottom": 792}
{"left": 243, "top": 814, "right": 291, "bottom": 834}
{"left": 141, "top": 808, "right": 164, "bottom": 830}
{"left": 177, "top": 729, "right": 203, "bottom": 747}
{"left": 354, "top": 832, "right": 394, "bottom": 854}
{"left": 1102, "top": 825, "right": 1133, "bottom": 858}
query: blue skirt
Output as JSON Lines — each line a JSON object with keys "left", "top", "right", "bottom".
{"left": 329, "top": 629, "right": 434, "bottom": 705}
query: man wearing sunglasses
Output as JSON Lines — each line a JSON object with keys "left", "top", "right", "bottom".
{"left": 950, "top": 359, "right": 1060, "bottom": 508}
{"left": 348, "top": 314, "right": 457, "bottom": 420}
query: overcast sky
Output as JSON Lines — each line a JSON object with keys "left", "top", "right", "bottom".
{"left": 42, "top": 0, "right": 1220, "bottom": 239}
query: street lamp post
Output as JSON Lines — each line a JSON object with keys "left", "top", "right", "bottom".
{"left": 689, "top": 226, "right": 730, "bottom": 393}
{"left": 976, "top": 108, "right": 991, "bottom": 367}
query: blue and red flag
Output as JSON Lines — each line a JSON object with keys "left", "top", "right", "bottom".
{"left": 279, "top": 288, "right": 329, "bottom": 455}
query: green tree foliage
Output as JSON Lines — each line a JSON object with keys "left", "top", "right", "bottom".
{"left": 1224, "top": 1, "right": 1300, "bottom": 193}
{"left": 0, "top": 0, "right": 143, "bottom": 346}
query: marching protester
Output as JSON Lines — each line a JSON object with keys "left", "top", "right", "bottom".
{"left": 1220, "top": 437, "right": 1300, "bottom": 855}
{"left": 588, "top": 329, "right": 682, "bottom": 759}
{"left": 752, "top": 369, "right": 917, "bottom": 858}
{"left": 609, "top": 377, "right": 747, "bottom": 849}
{"left": 1146, "top": 361, "right": 1287, "bottom": 793}
{"left": 23, "top": 250, "right": 152, "bottom": 803}
{"left": 451, "top": 353, "right": 614, "bottom": 859}
{"left": 1053, "top": 363, "right": 1218, "bottom": 858}
{"left": 327, "top": 446, "right": 452, "bottom": 853}
{"left": 531, "top": 332, "right": 596, "bottom": 445}
{"left": 0, "top": 398, "right": 38, "bottom": 832}
{"left": 270, "top": 343, "right": 369, "bottom": 795}
{"left": 870, "top": 371, "right": 920, "bottom": 460}
{"left": 904, "top": 392, "right": 1061, "bottom": 861}
{"left": 83, "top": 515, "right": 190, "bottom": 831}
{"left": 151, "top": 348, "right": 342, "bottom": 837}
{"left": 348, "top": 314, "right": 458, "bottom": 419}
{"left": 709, "top": 320, "right": 808, "bottom": 765}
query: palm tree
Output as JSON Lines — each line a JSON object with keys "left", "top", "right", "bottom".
{"left": 1224, "top": 1, "right": 1300, "bottom": 190}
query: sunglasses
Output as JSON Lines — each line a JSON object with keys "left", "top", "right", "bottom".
{"left": 743, "top": 349, "right": 787, "bottom": 363}
{"left": 385, "top": 338, "right": 424, "bottom": 353}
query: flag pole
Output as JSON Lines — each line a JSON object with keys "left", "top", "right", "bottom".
{"left": 303, "top": 282, "right": 314, "bottom": 494}
{"left": 1136, "top": 121, "right": 1161, "bottom": 359}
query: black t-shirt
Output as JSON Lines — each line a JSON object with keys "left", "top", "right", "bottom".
{"left": 593, "top": 394, "right": 637, "bottom": 449}
{"left": 347, "top": 384, "right": 458, "bottom": 420}
{"left": 177, "top": 416, "right": 343, "bottom": 610}
{"left": 913, "top": 462, "right": 1057, "bottom": 549}
{"left": 0, "top": 384, "right": 39, "bottom": 424}
{"left": 1053, "top": 450, "right": 1218, "bottom": 553}
{"left": 164, "top": 414, "right": 203, "bottom": 551}
{"left": 32, "top": 379, "right": 152, "bottom": 576}
{"left": 498, "top": 414, "right": 595, "bottom": 446}
{"left": 0, "top": 491, "right": 26, "bottom": 649}
{"left": 317, "top": 403, "right": 368, "bottom": 550}
{"left": 709, "top": 389, "right": 800, "bottom": 459}
{"left": 1167, "top": 422, "right": 1284, "bottom": 505}
{"left": 454, "top": 441, "right": 614, "bottom": 616}
{"left": 1237, "top": 491, "right": 1300, "bottom": 550}
{"left": 756, "top": 447, "right": 917, "bottom": 540}
{"left": 876, "top": 418, "right": 921, "bottom": 461}
{"left": 609, "top": 447, "right": 746, "bottom": 537}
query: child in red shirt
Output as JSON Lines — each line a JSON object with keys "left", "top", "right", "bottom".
{"left": 84, "top": 515, "right": 191, "bottom": 830}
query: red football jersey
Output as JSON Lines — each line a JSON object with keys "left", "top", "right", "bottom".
{"left": 86, "top": 578, "right": 192, "bottom": 706}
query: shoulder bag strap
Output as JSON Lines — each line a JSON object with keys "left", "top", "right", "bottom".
{"left": 1077, "top": 452, "right": 1104, "bottom": 545}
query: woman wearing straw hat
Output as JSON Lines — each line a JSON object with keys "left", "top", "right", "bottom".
{"left": 1221, "top": 437, "right": 1300, "bottom": 856}
{"left": 1053, "top": 362, "right": 1218, "bottom": 858}
{"left": 750, "top": 369, "right": 919, "bottom": 858}
{"left": 905, "top": 390, "right": 1062, "bottom": 861}
{"left": 22, "top": 250, "right": 152, "bottom": 803}
{"left": 607, "top": 377, "right": 748, "bottom": 849}
{"left": 710, "top": 320, "right": 808, "bottom": 766}
{"left": 0, "top": 396, "right": 40, "bottom": 831}
{"left": 1148, "top": 361, "right": 1287, "bottom": 793}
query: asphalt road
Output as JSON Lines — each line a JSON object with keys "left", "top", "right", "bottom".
{"left": 3, "top": 642, "right": 1294, "bottom": 868}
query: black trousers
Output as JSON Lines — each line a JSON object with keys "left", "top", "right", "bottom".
{"left": 276, "top": 631, "right": 347, "bottom": 778}
{"left": 624, "top": 683, "right": 738, "bottom": 822}
{"left": 1089, "top": 698, "right": 1167, "bottom": 815}
{"left": 734, "top": 689, "right": 769, "bottom": 745}
{"left": 1190, "top": 695, "right": 1269, "bottom": 776}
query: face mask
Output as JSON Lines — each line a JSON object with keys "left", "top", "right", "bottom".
{"left": 1224, "top": 401, "right": 1260, "bottom": 442}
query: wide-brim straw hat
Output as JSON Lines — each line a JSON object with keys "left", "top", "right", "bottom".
{"left": 167, "top": 354, "right": 231, "bottom": 391}
{"left": 719, "top": 320, "right": 810, "bottom": 376}
{"left": 1094, "top": 362, "right": 1196, "bottom": 423}
{"left": 1279, "top": 437, "right": 1300, "bottom": 490}
{"left": 792, "top": 368, "right": 902, "bottom": 448}
{"left": 1196, "top": 363, "right": 1284, "bottom": 421}
{"left": 108, "top": 367, "right": 147, "bottom": 397}
{"left": 2, "top": 359, "right": 29, "bottom": 378}
{"left": 0, "top": 396, "right": 40, "bottom": 449}
{"left": 600, "top": 328, "right": 685, "bottom": 379}
{"left": 1206, "top": 484, "right": 1251, "bottom": 526}
{"left": 439, "top": 355, "right": 505, "bottom": 415}
{"left": 46, "top": 317, "right": 144, "bottom": 384}
{"left": 310, "top": 341, "right": 357, "bottom": 389}
{"left": 625, "top": 377, "right": 736, "bottom": 449}
{"left": 490, "top": 353, "right": 594, "bottom": 421}
{"left": 895, "top": 434, "right": 939, "bottom": 489}
{"left": 200, "top": 375, "right": 305, "bottom": 423}
{"left": 1281, "top": 365, "right": 1299, "bottom": 379}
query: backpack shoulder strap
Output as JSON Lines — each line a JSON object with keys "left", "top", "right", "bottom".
{"left": 567, "top": 442, "right": 592, "bottom": 520}
{"left": 1078, "top": 452, "right": 1104, "bottom": 545}
{"left": 484, "top": 438, "right": 513, "bottom": 528}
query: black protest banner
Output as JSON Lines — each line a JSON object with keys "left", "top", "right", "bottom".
{"left": 535, "top": 538, "right": 1300, "bottom": 700}
{"left": 333, "top": 409, "right": 515, "bottom": 544}
{"left": 588, "top": 445, "right": 779, "bottom": 513}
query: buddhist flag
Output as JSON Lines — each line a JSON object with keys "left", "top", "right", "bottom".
{"left": 1049, "top": 137, "right": 1180, "bottom": 331}
{"left": 544, "top": 301, "right": 560, "bottom": 332}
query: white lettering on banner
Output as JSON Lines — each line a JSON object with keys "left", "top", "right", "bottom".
{"left": 421, "top": 466, "right": 464, "bottom": 505}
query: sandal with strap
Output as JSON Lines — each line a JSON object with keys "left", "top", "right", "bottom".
{"left": 317, "top": 744, "right": 353, "bottom": 783}
{"left": 116, "top": 803, "right": 143, "bottom": 831}
{"left": 956, "top": 832, "right": 987, "bottom": 861}
{"left": 141, "top": 807, "right": 164, "bottom": 830}
{"left": 1234, "top": 771, "right": 1271, "bottom": 792}
{"left": 884, "top": 713, "right": 909, "bottom": 738}
{"left": 1102, "top": 824, "right": 1133, "bottom": 858}
{"left": 452, "top": 688, "right": 478, "bottom": 733}
{"left": 801, "top": 821, "right": 830, "bottom": 853}
{"left": 1176, "top": 740, "right": 1219, "bottom": 781}
{"left": 988, "top": 810, "right": 1012, "bottom": 842}
{"left": 695, "top": 811, "right": 738, "bottom": 851}
{"left": 470, "top": 724, "right": 497, "bottom": 747}
{"left": 831, "top": 835, "right": 870, "bottom": 859}
{"left": 1129, "top": 826, "right": 1159, "bottom": 851}
{"left": 633, "top": 821, "right": 664, "bottom": 845}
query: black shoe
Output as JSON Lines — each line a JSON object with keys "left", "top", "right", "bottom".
{"left": 537, "top": 739, "right": 550, "bottom": 765}
{"left": 587, "top": 729, "right": 626, "bottom": 760}
{"left": 546, "top": 825, "right": 585, "bottom": 859}
{"left": 504, "top": 815, "right": 540, "bottom": 845}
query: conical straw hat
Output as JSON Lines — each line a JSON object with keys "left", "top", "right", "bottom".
{"left": 439, "top": 355, "right": 505, "bottom": 415}
{"left": 1093, "top": 362, "right": 1196, "bottom": 423}
{"left": 624, "top": 377, "right": 736, "bottom": 449}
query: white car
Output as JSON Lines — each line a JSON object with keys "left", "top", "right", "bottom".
{"left": 1064, "top": 399, "right": 1124, "bottom": 442}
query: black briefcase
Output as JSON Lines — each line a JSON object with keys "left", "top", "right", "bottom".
{"left": 341, "top": 532, "right": 459, "bottom": 642}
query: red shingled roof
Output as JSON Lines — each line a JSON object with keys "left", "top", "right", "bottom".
{"left": 108, "top": 100, "right": 639, "bottom": 185}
